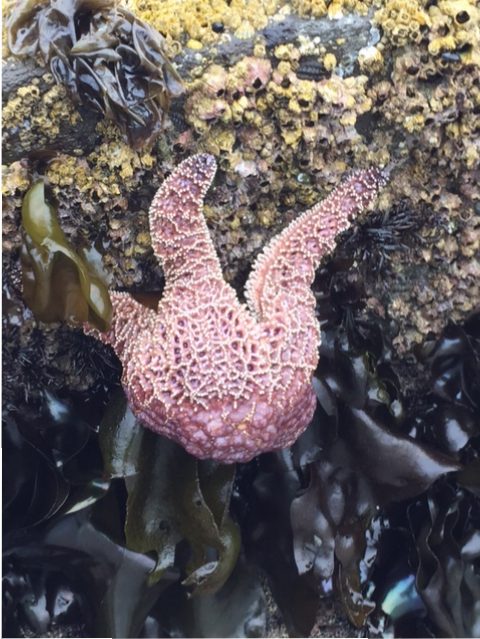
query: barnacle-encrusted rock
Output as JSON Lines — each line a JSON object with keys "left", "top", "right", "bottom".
{"left": 374, "top": 0, "right": 480, "bottom": 65}
{"left": 184, "top": 53, "right": 377, "bottom": 260}
{"left": 379, "top": 50, "right": 480, "bottom": 163}
{"left": 2, "top": 72, "right": 85, "bottom": 163}
{"left": 126, "top": 0, "right": 280, "bottom": 45}
{"left": 86, "top": 154, "right": 386, "bottom": 462}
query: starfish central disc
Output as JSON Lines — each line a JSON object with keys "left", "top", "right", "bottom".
{"left": 88, "top": 154, "right": 386, "bottom": 462}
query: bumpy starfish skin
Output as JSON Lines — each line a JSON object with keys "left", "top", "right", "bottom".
{"left": 88, "top": 154, "right": 386, "bottom": 462}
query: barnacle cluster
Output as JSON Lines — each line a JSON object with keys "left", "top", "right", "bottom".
{"left": 2, "top": 161, "right": 31, "bottom": 256}
{"left": 2, "top": 162, "right": 31, "bottom": 200}
{"left": 184, "top": 54, "right": 381, "bottom": 252}
{"left": 127, "top": 0, "right": 373, "bottom": 49}
{"left": 379, "top": 50, "right": 480, "bottom": 163}
{"left": 374, "top": 0, "right": 431, "bottom": 46}
{"left": 292, "top": 0, "right": 372, "bottom": 19}
{"left": 7, "top": 0, "right": 183, "bottom": 148}
{"left": 42, "top": 122, "right": 157, "bottom": 288}
{"left": 45, "top": 123, "right": 156, "bottom": 198}
{"left": 388, "top": 206, "right": 480, "bottom": 352}
{"left": 360, "top": 12, "right": 479, "bottom": 349}
{"left": 2, "top": 75, "right": 81, "bottom": 158}
{"left": 374, "top": 0, "right": 480, "bottom": 65}
{"left": 126, "top": 0, "right": 280, "bottom": 47}
{"left": 428, "top": 0, "right": 480, "bottom": 64}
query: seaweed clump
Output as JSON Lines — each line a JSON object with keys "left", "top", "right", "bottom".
{"left": 3, "top": 389, "right": 250, "bottom": 638}
{"left": 7, "top": 0, "right": 183, "bottom": 148}
{"left": 369, "top": 314, "right": 480, "bottom": 637}
{"left": 234, "top": 288, "right": 479, "bottom": 635}
{"left": 21, "top": 180, "right": 112, "bottom": 331}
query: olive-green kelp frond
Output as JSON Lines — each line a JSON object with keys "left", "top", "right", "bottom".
{"left": 21, "top": 180, "right": 112, "bottom": 331}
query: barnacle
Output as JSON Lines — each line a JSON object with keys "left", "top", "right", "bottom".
{"left": 21, "top": 180, "right": 112, "bottom": 331}
{"left": 428, "top": 0, "right": 480, "bottom": 65}
{"left": 374, "top": 0, "right": 431, "bottom": 47}
{"left": 6, "top": 0, "right": 183, "bottom": 148}
{"left": 358, "top": 46, "right": 384, "bottom": 74}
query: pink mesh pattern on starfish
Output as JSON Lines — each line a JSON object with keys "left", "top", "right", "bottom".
{"left": 88, "top": 154, "right": 387, "bottom": 462}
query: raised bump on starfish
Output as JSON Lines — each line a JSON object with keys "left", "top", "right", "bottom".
{"left": 86, "top": 154, "right": 387, "bottom": 462}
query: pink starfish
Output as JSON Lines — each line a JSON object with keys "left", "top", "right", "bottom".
{"left": 87, "top": 154, "right": 386, "bottom": 462}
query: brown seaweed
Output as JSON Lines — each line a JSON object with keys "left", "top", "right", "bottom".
{"left": 21, "top": 180, "right": 112, "bottom": 331}
{"left": 7, "top": 0, "right": 183, "bottom": 148}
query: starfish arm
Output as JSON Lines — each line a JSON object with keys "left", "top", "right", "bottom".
{"left": 148, "top": 154, "right": 224, "bottom": 288}
{"left": 245, "top": 168, "right": 387, "bottom": 319}
{"left": 84, "top": 291, "right": 156, "bottom": 358}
